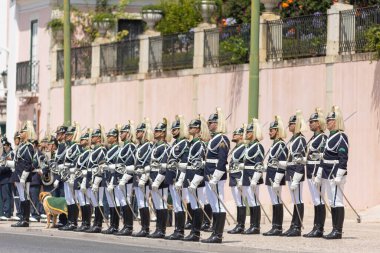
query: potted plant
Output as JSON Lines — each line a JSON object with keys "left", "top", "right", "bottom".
{"left": 261, "top": 0, "right": 278, "bottom": 13}
{"left": 46, "top": 18, "right": 64, "bottom": 41}
{"left": 92, "top": 12, "right": 116, "bottom": 37}
{"left": 141, "top": 5, "right": 164, "bottom": 31}
{"left": 199, "top": 0, "right": 217, "bottom": 23}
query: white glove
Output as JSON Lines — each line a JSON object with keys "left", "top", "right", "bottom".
{"left": 69, "top": 167, "right": 76, "bottom": 174}
{"left": 107, "top": 183, "right": 114, "bottom": 193}
{"left": 68, "top": 174, "right": 75, "bottom": 186}
{"left": 138, "top": 174, "right": 148, "bottom": 189}
{"left": 175, "top": 172, "right": 186, "bottom": 191}
{"left": 272, "top": 172, "right": 284, "bottom": 192}
{"left": 92, "top": 176, "right": 102, "bottom": 192}
{"left": 20, "top": 171, "right": 30, "bottom": 187}
{"left": 108, "top": 164, "right": 116, "bottom": 172}
{"left": 80, "top": 178, "right": 87, "bottom": 193}
{"left": 237, "top": 178, "right": 243, "bottom": 190}
{"left": 125, "top": 165, "right": 135, "bottom": 174}
{"left": 53, "top": 179, "right": 59, "bottom": 189}
{"left": 278, "top": 161, "right": 287, "bottom": 169}
{"left": 135, "top": 168, "right": 144, "bottom": 175}
{"left": 144, "top": 166, "right": 151, "bottom": 173}
{"left": 58, "top": 164, "right": 65, "bottom": 170}
{"left": 119, "top": 173, "right": 133, "bottom": 186}
{"left": 290, "top": 172, "right": 303, "bottom": 191}
{"left": 5, "top": 160, "right": 15, "bottom": 168}
{"left": 209, "top": 170, "right": 224, "bottom": 192}
{"left": 238, "top": 163, "right": 245, "bottom": 171}
{"left": 189, "top": 174, "right": 203, "bottom": 193}
{"left": 250, "top": 171, "right": 262, "bottom": 189}
{"left": 82, "top": 169, "right": 88, "bottom": 176}
{"left": 334, "top": 168, "right": 346, "bottom": 186}
{"left": 152, "top": 174, "right": 165, "bottom": 192}
{"left": 314, "top": 167, "right": 323, "bottom": 187}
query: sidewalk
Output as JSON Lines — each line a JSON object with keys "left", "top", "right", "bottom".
{"left": 0, "top": 205, "right": 379, "bottom": 253}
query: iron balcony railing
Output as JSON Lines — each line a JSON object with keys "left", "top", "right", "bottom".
{"left": 100, "top": 40, "right": 140, "bottom": 76}
{"left": 204, "top": 24, "right": 250, "bottom": 67}
{"left": 267, "top": 14, "right": 328, "bottom": 61}
{"left": 57, "top": 46, "right": 92, "bottom": 80}
{"left": 149, "top": 32, "right": 194, "bottom": 72}
{"left": 16, "top": 60, "right": 39, "bottom": 92}
{"left": 339, "top": 5, "right": 380, "bottom": 54}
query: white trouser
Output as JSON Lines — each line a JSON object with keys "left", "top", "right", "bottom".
{"left": 15, "top": 182, "right": 30, "bottom": 201}
{"left": 231, "top": 186, "right": 244, "bottom": 207}
{"left": 324, "top": 177, "right": 346, "bottom": 207}
{"left": 188, "top": 186, "right": 207, "bottom": 209}
{"left": 75, "top": 190, "right": 90, "bottom": 206}
{"left": 205, "top": 180, "right": 226, "bottom": 213}
{"left": 135, "top": 185, "right": 150, "bottom": 209}
{"left": 151, "top": 188, "right": 168, "bottom": 210}
{"left": 307, "top": 179, "right": 325, "bottom": 206}
{"left": 64, "top": 182, "right": 75, "bottom": 205}
{"left": 105, "top": 188, "right": 116, "bottom": 208}
{"left": 267, "top": 185, "right": 283, "bottom": 205}
{"left": 242, "top": 186, "right": 260, "bottom": 207}
{"left": 203, "top": 186, "right": 210, "bottom": 205}
{"left": 114, "top": 183, "right": 133, "bottom": 207}
{"left": 169, "top": 184, "right": 184, "bottom": 212}
{"left": 87, "top": 187, "right": 104, "bottom": 207}
{"left": 182, "top": 187, "right": 190, "bottom": 203}
{"left": 288, "top": 182, "right": 303, "bottom": 204}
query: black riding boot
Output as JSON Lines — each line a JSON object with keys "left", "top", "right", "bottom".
{"left": 201, "top": 212, "right": 226, "bottom": 243}
{"left": 201, "top": 204, "right": 213, "bottom": 232}
{"left": 263, "top": 204, "right": 283, "bottom": 236}
{"left": 183, "top": 208, "right": 203, "bottom": 242}
{"left": 115, "top": 205, "right": 133, "bottom": 236}
{"left": 185, "top": 203, "right": 193, "bottom": 230}
{"left": 323, "top": 207, "right": 344, "bottom": 239}
{"left": 228, "top": 206, "right": 246, "bottom": 234}
{"left": 12, "top": 200, "right": 25, "bottom": 227}
{"left": 102, "top": 207, "right": 119, "bottom": 234}
{"left": 85, "top": 206, "right": 102, "bottom": 233}
{"left": 133, "top": 207, "right": 150, "bottom": 237}
{"left": 287, "top": 204, "right": 304, "bottom": 237}
{"left": 243, "top": 206, "right": 261, "bottom": 234}
{"left": 304, "top": 204, "right": 326, "bottom": 238}
{"left": 166, "top": 211, "right": 185, "bottom": 240}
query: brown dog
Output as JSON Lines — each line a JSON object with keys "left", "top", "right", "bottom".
{"left": 39, "top": 192, "right": 68, "bottom": 228}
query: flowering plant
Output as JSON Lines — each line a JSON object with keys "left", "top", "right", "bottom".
{"left": 279, "top": 0, "right": 333, "bottom": 18}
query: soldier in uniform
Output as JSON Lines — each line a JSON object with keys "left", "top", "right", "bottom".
{"left": 201, "top": 108, "right": 230, "bottom": 244}
{"left": 133, "top": 119, "right": 153, "bottom": 237}
{"left": 103, "top": 128, "right": 121, "bottom": 234}
{"left": 41, "top": 136, "right": 58, "bottom": 194}
{"left": 227, "top": 127, "right": 247, "bottom": 234}
{"left": 9, "top": 121, "right": 35, "bottom": 227}
{"left": 29, "top": 140, "right": 44, "bottom": 222}
{"left": 11, "top": 132, "right": 22, "bottom": 221}
{"left": 148, "top": 118, "right": 171, "bottom": 239}
{"left": 85, "top": 127, "right": 107, "bottom": 233}
{"left": 165, "top": 115, "right": 189, "bottom": 241}
{"left": 113, "top": 122, "right": 137, "bottom": 236}
{"left": 0, "top": 137, "right": 15, "bottom": 220}
{"left": 243, "top": 119, "right": 265, "bottom": 234}
{"left": 183, "top": 116, "right": 210, "bottom": 242}
{"left": 280, "top": 111, "right": 307, "bottom": 237}
{"left": 263, "top": 116, "right": 287, "bottom": 236}
{"left": 316, "top": 106, "right": 349, "bottom": 240}
{"left": 59, "top": 124, "right": 82, "bottom": 231}
{"left": 73, "top": 131, "right": 92, "bottom": 232}
{"left": 303, "top": 108, "right": 328, "bottom": 238}
{"left": 51, "top": 125, "right": 69, "bottom": 227}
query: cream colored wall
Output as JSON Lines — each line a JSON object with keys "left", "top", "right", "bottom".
{"left": 47, "top": 59, "right": 380, "bottom": 210}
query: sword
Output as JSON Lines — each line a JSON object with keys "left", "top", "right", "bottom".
{"left": 332, "top": 176, "right": 361, "bottom": 223}
{"left": 118, "top": 181, "right": 140, "bottom": 225}
{"left": 269, "top": 178, "right": 292, "bottom": 216}
{"left": 106, "top": 184, "right": 122, "bottom": 221}
{"left": 311, "top": 164, "right": 331, "bottom": 214}
{"left": 248, "top": 177, "right": 272, "bottom": 223}
{"left": 187, "top": 179, "right": 212, "bottom": 223}
{"left": 91, "top": 188, "right": 110, "bottom": 228}
{"left": 173, "top": 180, "right": 193, "bottom": 221}
{"left": 206, "top": 175, "right": 235, "bottom": 225}
{"left": 289, "top": 176, "right": 304, "bottom": 229}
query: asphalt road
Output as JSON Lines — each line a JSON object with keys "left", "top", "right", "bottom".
{"left": 0, "top": 232, "right": 197, "bottom": 253}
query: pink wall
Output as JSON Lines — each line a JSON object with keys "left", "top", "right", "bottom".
{"left": 46, "top": 60, "right": 379, "bottom": 210}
